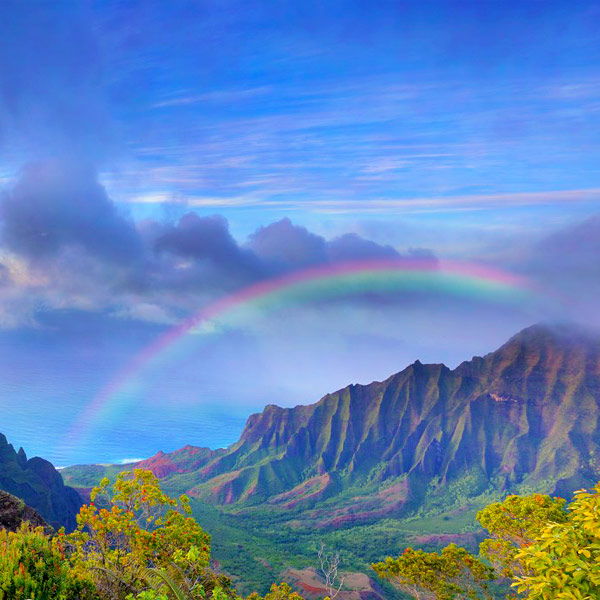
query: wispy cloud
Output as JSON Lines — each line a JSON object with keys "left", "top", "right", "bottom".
{"left": 151, "top": 86, "right": 273, "bottom": 108}
{"left": 101, "top": 69, "right": 600, "bottom": 225}
{"left": 122, "top": 186, "right": 600, "bottom": 215}
{"left": 295, "top": 188, "right": 600, "bottom": 214}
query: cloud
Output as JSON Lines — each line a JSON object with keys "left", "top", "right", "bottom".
{"left": 247, "top": 218, "right": 435, "bottom": 272}
{"left": 144, "top": 212, "right": 264, "bottom": 294}
{"left": 248, "top": 218, "right": 327, "bottom": 270}
{"left": 486, "top": 213, "right": 600, "bottom": 328}
{"left": 1, "top": 161, "right": 141, "bottom": 263}
{"left": 155, "top": 213, "right": 258, "bottom": 271}
{"left": 0, "top": 163, "right": 440, "bottom": 326}
{"left": 0, "top": 263, "right": 11, "bottom": 287}
{"left": 533, "top": 214, "right": 600, "bottom": 278}
{"left": 146, "top": 215, "right": 417, "bottom": 299}
{"left": 326, "top": 233, "right": 399, "bottom": 262}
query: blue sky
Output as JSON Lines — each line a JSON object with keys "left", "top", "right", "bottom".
{"left": 2, "top": 0, "right": 600, "bottom": 241}
{"left": 1, "top": 1, "right": 600, "bottom": 464}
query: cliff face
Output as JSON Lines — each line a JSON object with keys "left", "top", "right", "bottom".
{"left": 0, "top": 434, "right": 82, "bottom": 530}
{"left": 185, "top": 324, "right": 600, "bottom": 505}
{"left": 63, "top": 323, "right": 600, "bottom": 518}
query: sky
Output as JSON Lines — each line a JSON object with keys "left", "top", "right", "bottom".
{"left": 0, "top": 0, "right": 599, "bottom": 465}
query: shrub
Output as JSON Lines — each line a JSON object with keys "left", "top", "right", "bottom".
{"left": 67, "top": 469, "right": 226, "bottom": 600}
{"left": 0, "top": 522, "right": 96, "bottom": 600}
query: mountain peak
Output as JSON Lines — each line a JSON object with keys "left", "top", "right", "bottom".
{"left": 504, "top": 322, "right": 598, "bottom": 348}
{"left": 63, "top": 322, "right": 600, "bottom": 526}
{"left": 0, "top": 433, "right": 82, "bottom": 530}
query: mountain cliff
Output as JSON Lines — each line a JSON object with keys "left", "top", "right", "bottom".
{"left": 124, "top": 324, "right": 590, "bottom": 509}
{"left": 0, "top": 434, "right": 82, "bottom": 530}
{"left": 60, "top": 323, "right": 600, "bottom": 593}
{"left": 65, "top": 324, "right": 600, "bottom": 519}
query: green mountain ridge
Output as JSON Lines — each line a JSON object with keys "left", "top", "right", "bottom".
{"left": 72, "top": 323, "right": 598, "bottom": 507}
{"left": 0, "top": 433, "right": 82, "bottom": 530}
{"left": 61, "top": 323, "right": 600, "bottom": 593}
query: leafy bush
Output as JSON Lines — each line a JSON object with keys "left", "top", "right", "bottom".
{"left": 476, "top": 493, "right": 567, "bottom": 578}
{"left": 67, "top": 469, "right": 222, "bottom": 600}
{"left": 372, "top": 543, "right": 494, "bottom": 599}
{"left": 513, "top": 484, "right": 600, "bottom": 598}
{"left": 372, "top": 486, "right": 600, "bottom": 599}
{"left": 0, "top": 522, "right": 96, "bottom": 600}
{"left": 247, "top": 582, "right": 305, "bottom": 600}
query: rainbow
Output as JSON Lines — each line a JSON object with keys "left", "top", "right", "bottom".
{"left": 63, "top": 258, "right": 541, "bottom": 452}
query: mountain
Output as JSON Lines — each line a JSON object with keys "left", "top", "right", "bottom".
{"left": 61, "top": 323, "right": 600, "bottom": 593}
{"left": 82, "top": 324, "right": 596, "bottom": 509}
{"left": 0, "top": 434, "right": 82, "bottom": 530}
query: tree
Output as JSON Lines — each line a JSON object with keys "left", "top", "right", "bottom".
{"left": 0, "top": 469, "right": 307, "bottom": 600}
{"left": 512, "top": 483, "right": 600, "bottom": 598}
{"left": 372, "top": 544, "right": 494, "bottom": 600}
{"left": 476, "top": 493, "right": 567, "bottom": 578}
{"left": 67, "top": 469, "right": 232, "bottom": 600}
{"left": 372, "top": 484, "right": 600, "bottom": 599}
{"left": 318, "top": 543, "right": 344, "bottom": 599}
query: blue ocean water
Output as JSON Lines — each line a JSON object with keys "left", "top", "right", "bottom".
{"left": 0, "top": 313, "right": 253, "bottom": 466}
{"left": 0, "top": 369, "right": 251, "bottom": 466}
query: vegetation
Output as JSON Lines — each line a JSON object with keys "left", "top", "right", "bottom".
{"left": 0, "top": 522, "right": 95, "bottom": 600}
{"left": 5, "top": 467, "right": 600, "bottom": 599}
{"left": 372, "top": 484, "right": 600, "bottom": 599}
{"left": 68, "top": 469, "right": 217, "bottom": 600}
{"left": 0, "top": 470, "right": 307, "bottom": 600}
{"left": 513, "top": 484, "right": 600, "bottom": 598}
{"left": 372, "top": 544, "right": 494, "bottom": 600}
{"left": 476, "top": 494, "right": 567, "bottom": 578}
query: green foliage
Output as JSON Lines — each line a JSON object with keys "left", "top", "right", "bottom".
{"left": 373, "top": 483, "right": 600, "bottom": 599}
{"left": 372, "top": 543, "right": 494, "bottom": 599}
{"left": 476, "top": 493, "right": 567, "bottom": 578}
{"left": 127, "top": 591, "right": 169, "bottom": 600}
{"left": 512, "top": 483, "right": 600, "bottom": 598}
{"left": 0, "top": 522, "right": 96, "bottom": 600}
{"left": 246, "top": 582, "right": 305, "bottom": 600}
{"left": 0, "top": 470, "right": 310, "bottom": 600}
{"left": 67, "top": 469, "right": 228, "bottom": 600}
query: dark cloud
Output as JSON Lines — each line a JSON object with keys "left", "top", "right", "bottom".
{"left": 140, "top": 214, "right": 439, "bottom": 303}
{"left": 155, "top": 213, "right": 259, "bottom": 272}
{"left": 0, "top": 167, "right": 438, "bottom": 324}
{"left": 0, "top": 161, "right": 141, "bottom": 263}
{"left": 145, "top": 212, "right": 264, "bottom": 294}
{"left": 247, "top": 218, "right": 436, "bottom": 273}
{"left": 248, "top": 218, "right": 327, "bottom": 270}
{"left": 406, "top": 247, "right": 438, "bottom": 261}
{"left": 326, "top": 233, "right": 399, "bottom": 262}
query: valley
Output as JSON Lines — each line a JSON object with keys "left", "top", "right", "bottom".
{"left": 60, "top": 323, "right": 600, "bottom": 594}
